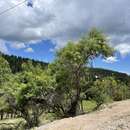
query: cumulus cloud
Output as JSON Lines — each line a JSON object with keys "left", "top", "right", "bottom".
{"left": 115, "top": 43, "right": 130, "bottom": 56}
{"left": 103, "top": 56, "right": 118, "bottom": 64}
{"left": 0, "top": 0, "right": 130, "bottom": 56}
{"left": 10, "top": 42, "right": 26, "bottom": 49}
{"left": 0, "top": 40, "right": 9, "bottom": 54}
{"left": 25, "top": 47, "right": 34, "bottom": 53}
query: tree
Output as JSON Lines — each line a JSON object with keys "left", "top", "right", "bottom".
{"left": 48, "top": 28, "right": 114, "bottom": 117}
{"left": 87, "top": 77, "right": 130, "bottom": 106}
{"left": 0, "top": 56, "right": 12, "bottom": 119}
{"left": 0, "top": 55, "right": 11, "bottom": 86}
{"left": 10, "top": 61, "right": 54, "bottom": 128}
{"left": 0, "top": 59, "right": 54, "bottom": 128}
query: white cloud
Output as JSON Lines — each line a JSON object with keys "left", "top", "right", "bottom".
{"left": 49, "top": 48, "right": 55, "bottom": 53}
{"left": 0, "top": 0, "right": 130, "bottom": 55}
{"left": 115, "top": 43, "right": 130, "bottom": 56}
{"left": 103, "top": 56, "right": 118, "bottom": 64}
{"left": 11, "top": 42, "right": 26, "bottom": 49}
{"left": 0, "top": 40, "right": 9, "bottom": 54}
{"left": 25, "top": 47, "right": 34, "bottom": 53}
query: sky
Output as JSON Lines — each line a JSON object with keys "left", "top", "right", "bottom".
{"left": 0, "top": 0, "right": 130, "bottom": 74}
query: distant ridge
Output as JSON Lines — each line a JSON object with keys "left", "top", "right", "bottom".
{"left": 1, "top": 53, "right": 130, "bottom": 85}
{"left": 1, "top": 53, "right": 48, "bottom": 73}
{"left": 89, "top": 67, "right": 130, "bottom": 84}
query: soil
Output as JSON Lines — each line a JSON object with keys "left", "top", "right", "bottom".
{"left": 37, "top": 100, "right": 130, "bottom": 130}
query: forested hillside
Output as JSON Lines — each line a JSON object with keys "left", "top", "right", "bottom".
{"left": 89, "top": 68, "right": 130, "bottom": 85}
{"left": 1, "top": 53, "right": 129, "bottom": 84}
{"left": 1, "top": 53, "right": 47, "bottom": 73}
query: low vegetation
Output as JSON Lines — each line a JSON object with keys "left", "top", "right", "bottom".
{"left": 0, "top": 28, "right": 130, "bottom": 129}
{"left": 0, "top": 118, "right": 26, "bottom": 130}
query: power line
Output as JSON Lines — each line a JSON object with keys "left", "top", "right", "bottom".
{"left": 0, "top": 0, "right": 26, "bottom": 16}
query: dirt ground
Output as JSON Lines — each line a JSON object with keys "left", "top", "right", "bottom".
{"left": 37, "top": 100, "right": 130, "bottom": 130}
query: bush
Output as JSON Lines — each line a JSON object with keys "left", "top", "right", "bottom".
{"left": 0, "top": 119, "right": 26, "bottom": 130}
{"left": 80, "top": 100, "right": 97, "bottom": 113}
{"left": 86, "top": 77, "right": 130, "bottom": 105}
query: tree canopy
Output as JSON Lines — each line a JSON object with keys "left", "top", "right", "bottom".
{"left": 48, "top": 29, "right": 114, "bottom": 116}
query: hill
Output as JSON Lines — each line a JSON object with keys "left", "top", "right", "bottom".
{"left": 89, "top": 68, "right": 130, "bottom": 85}
{"left": 1, "top": 54, "right": 48, "bottom": 73}
{"left": 37, "top": 100, "right": 130, "bottom": 130}
{"left": 1, "top": 53, "right": 130, "bottom": 84}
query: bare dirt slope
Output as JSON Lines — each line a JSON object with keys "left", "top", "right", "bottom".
{"left": 37, "top": 100, "right": 130, "bottom": 130}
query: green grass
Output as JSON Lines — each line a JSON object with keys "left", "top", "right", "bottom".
{"left": 0, "top": 118, "right": 22, "bottom": 124}
{"left": 81, "top": 100, "right": 97, "bottom": 113}
{"left": 0, "top": 118, "right": 26, "bottom": 130}
{"left": 39, "top": 112, "right": 59, "bottom": 125}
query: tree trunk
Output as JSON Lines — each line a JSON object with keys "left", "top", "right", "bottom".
{"left": 21, "top": 108, "right": 39, "bottom": 129}
{"left": 67, "top": 86, "right": 80, "bottom": 117}
{"left": 0, "top": 111, "right": 4, "bottom": 120}
{"left": 80, "top": 100, "right": 84, "bottom": 113}
{"left": 66, "top": 98, "right": 79, "bottom": 117}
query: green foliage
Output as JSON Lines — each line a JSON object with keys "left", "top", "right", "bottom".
{"left": 0, "top": 118, "right": 26, "bottom": 130}
{"left": 80, "top": 100, "right": 97, "bottom": 113}
{"left": 0, "top": 56, "right": 11, "bottom": 86}
{"left": 39, "top": 112, "right": 60, "bottom": 125}
{"left": 48, "top": 28, "right": 114, "bottom": 117}
{"left": 10, "top": 61, "right": 55, "bottom": 128}
{"left": 79, "top": 28, "right": 114, "bottom": 59}
{"left": 2, "top": 54, "right": 47, "bottom": 73}
{"left": 89, "top": 68, "right": 130, "bottom": 85}
{"left": 0, "top": 96, "right": 9, "bottom": 111}
{"left": 87, "top": 77, "right": 130, "bottom": 105}
{"left": 0, "top": 59, "right": 54, "bottom": 128}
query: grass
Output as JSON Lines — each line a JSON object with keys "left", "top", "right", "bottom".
{"left": 0, "top": 118, "right": 26, "bottom": 130}
{"left": 0, "top": 118, "right": 22, "bottom": 124}
{"left": 39, "top": 112, "right": 59, "bottom": 125}
{"left": 81, "top": 100, "right": 97, "bottom": 113}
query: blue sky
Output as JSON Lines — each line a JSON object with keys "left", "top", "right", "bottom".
{"left": 7, "top": 40, "right": 55, "bottom": 62}
{"left": 94, "top": 55, "right": 130, "bottom": 75}
{"left": 6, "top": 39, "right": 130, "bottom": 75}
{"left": 0, "top": 0, "right": 130, "bottom": 74}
